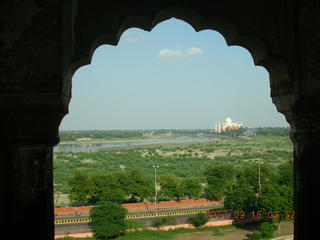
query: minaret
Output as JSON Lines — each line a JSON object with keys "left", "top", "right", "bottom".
{"left": 218, "top": 122, "right": 221, "bottom": 133}
{"left": 215, "top": 122, "right": 217, "bottom": 132}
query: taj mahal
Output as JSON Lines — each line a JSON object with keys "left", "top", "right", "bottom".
{"left": 210, "top": 117, "right": 243, "bottom": 133}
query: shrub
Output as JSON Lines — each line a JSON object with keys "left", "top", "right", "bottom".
{"left": 152, "top": 219, "right": 164, "bottom": 228}
{"left": 162, "top": 216, "right": 177, "bottom": 226}
{"left": 90, "top": 201, "right": 127, "bottom": 239}
{"left": 187, "top": 213, "right": 208, "bottom": 227}
{"left": 152, "top": 216, "right": 177, "bottom": 228}
{"left": 248, "top": 231, "right": 262, "bottom": 240}
{"left": 260, "top": 222, "right": 275, "bottom": 238}
{"left": 125, "top": 219, "right": 145, "bottom": 230}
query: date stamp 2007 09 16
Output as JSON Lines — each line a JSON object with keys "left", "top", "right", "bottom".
{"left": 205, "top": 210, "right": 295, "bottom": 220}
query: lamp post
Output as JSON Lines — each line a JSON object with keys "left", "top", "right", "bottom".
{"left": 152, "top": 165, "right": 159, "bottom": 213}
{"left": 256, "top": 159, "right": 264, "bottom": 190}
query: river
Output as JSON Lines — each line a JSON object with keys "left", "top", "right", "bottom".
{"left": 53, "top": 137, "right": 215, "bottom": 153}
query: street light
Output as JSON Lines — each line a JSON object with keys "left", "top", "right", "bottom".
{"left": 256, "top": 159, "right": 264, "bottom": 190}
{"left": 152, "top": 165, "right": 159, "bottom": 213}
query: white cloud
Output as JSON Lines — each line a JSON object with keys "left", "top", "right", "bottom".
{"left": 122, "top": 32, "right": 144, "bottom": 44}
{"left": 186, "top": 47, "right": 204, "bottom": 56}
{"left": 156, "top": 48, "right": 185, "bottom": 58}
{"left": 156, "top": 47, "right": 204, "bottom": 60}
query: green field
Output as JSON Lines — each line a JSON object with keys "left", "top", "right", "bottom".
{"left": 54, "top": 135, "right": 292, "bottom": 197}
{"left": 57, "top": 221, "right": 294, "bottom": 240}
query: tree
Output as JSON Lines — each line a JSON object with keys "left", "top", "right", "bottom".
{"left": 118, "top": 169, "right": 154, "bottom": 201}
{"left": 90, "top": 174, "right": 126, "bottom": 203}
{"left": 180, "top": 178, "right": 202, "bottom": 199}
{"left": 224, "top": 185, "right": 258, "bottom": 213}
{"left": 90, "top": 201, "right": 128, "bottom": 239}
{"left": 278, "top": 160, "right": 293, "bottom": 187}
{"left": 188, "top": 213, "right": 208, "bottom": 227}
{"left": 257, "top": 184, "right": 293, "bottom": 233}
{"left": 204, "top": 176, "right": 225, "bottom": 199}
{"left": 204, "top": 163, "right": 236, "bottom": 198}
{"left": 256, "top": 127, "right": 290, "bottom": 137}
{"left": 158, "top": 175, "right": 184, "bottom": 200}
{"left": 68, "top": 171, "right": 91, "bottom": 205}
{"left": 236, "top": 163, "right": 278, "bottom": 191}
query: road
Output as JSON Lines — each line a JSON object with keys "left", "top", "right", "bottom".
{"left": 55, "top": 204, "right": 224, "bottom": 222}
{"left": 55, "top": 204, "right": 226, "bottom": 235}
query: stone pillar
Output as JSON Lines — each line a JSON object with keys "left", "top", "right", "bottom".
{"left": 290, "top": 114, "right": 320, "bottom": 239}
{"left": 291, "top": 131, "right": 320, "bottom": 239}
{"left": 272, "top": 97, "right": 320, "bottom": 240}
{"left": 0, "top": 145, "right": 55, "bottom": 239}
{"left": 0, "top": 1, "right": 70, "bottom": 238}
{"left": 0, "top": 107, "right": 65, "bottom": 240}
{"left": 292, "top": 1, "right": 320, "bottom": 238}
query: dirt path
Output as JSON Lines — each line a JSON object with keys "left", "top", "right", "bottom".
{"left": 174, "top": 221, "right": 294, "bottom": 240}
{"left": 175, "top": 229, "right": 251, "bottom": 240}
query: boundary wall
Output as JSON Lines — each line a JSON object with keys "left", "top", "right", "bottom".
{"left": 55, "top": 198, "right": 224, "bottom": 216}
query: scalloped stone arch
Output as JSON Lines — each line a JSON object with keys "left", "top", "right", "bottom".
{"left": 66, "top": 6, "right": 291, "bottom": 93}
{"left": 4, "top": 2, "right": 320, "bottom": 239}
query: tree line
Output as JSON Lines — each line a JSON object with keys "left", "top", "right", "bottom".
{"left": 59, "top": 127, "right": 291, "bottom": 142}
{"left": 255, "top": 127, "right": 290, "bottom": 137}
{"left": 59, "top": 129, "right": 211, "bottom": 141}
{"left": 59, "top": 130, "right": 145, "bottom": 141}
{"left": 68, "top": 159, "right": 293, "bottom": 206}
{"left": 68, "top": 169, "right": 203, "bottom": 205}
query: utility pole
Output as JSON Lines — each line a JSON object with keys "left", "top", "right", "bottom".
{"left": 152, "top": 165, "right": 159, "bottom": 213}
{"left": 257, "top": 159, "right": 263, "bottom": 190}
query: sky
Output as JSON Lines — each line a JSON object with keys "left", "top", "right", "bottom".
{"left": 60, "top": 18, "right": 289, "bottom": 130}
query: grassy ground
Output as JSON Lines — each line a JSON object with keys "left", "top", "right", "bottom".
{"left": 54, "top": 136, "right": 292, "bottom": 197}
{"left": 57, "top": 221, "right": 293, "bottom": 240}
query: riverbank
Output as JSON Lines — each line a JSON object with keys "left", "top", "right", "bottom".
{"left": 58, "top": 136, "right": 167, "bottom": 145}
{"left": 54, "top": 136, "right": 216, "bottom": 152}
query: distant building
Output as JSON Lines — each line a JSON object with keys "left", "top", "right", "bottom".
{"left": 162, "top": 131, "right": 172, "bottom": 137}
{"left": 143, "top": 131, "right": 154, "bottom": 136}
{"left": 210, "top": 117, "right": 243, "bottom": 133}
{"left": 76, "top": 137, "right": 92, "bottom": 141}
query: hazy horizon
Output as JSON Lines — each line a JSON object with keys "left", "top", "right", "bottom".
{"left": 59, "top": 126, "right": 289, "bottom": 131}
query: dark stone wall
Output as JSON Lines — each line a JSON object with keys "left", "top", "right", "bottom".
{"left": 1, "top": 0, "right": 320, "bottom": 239}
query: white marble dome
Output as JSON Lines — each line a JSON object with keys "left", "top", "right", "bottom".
{"left": 225, "top": 117, "right": 232, "bottom": 123}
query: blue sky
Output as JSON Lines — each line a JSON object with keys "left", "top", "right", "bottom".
{"left": 60, "top": 18, "right": 288, "bottom": 130}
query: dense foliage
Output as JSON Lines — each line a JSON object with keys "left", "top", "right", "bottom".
{"left": 68, "top": 170, "right": 203, "bottom": 204}
{"left": 158, "top": 175, "right": 202, "bottom": 200}
{"left": 256, "top": 127, "right": 290, "bottom": 137}
{"left": 204, "top": 163, "right": 236, "bottom": 198}
{"left": 90, "top": 201, "right": 128, "bottom": 239}
{"left": 249, "top": 222, "right": 275, "bottom": 239}
{"left": 68, "top": 169, "right": 154, "bottom": 205}
{"left": 187, "top": 213, "right": 208, "bottom": 227}
{"left": 224, "top": 158, "right": 293, "bottom": 232}
{"left": 257, "top": 183, "right": 293, "bottom": 223}
{"left": 224, "top": 186, "right": 257, "bottom": 213}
